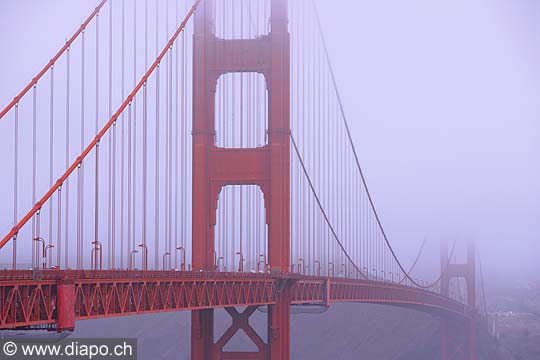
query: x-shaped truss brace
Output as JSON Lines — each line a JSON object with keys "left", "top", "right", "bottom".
{"left": 214, "top": 306, "right": 267, "bottom": 359}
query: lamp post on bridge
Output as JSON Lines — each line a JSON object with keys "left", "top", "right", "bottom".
{"left": 138, "top": 243, "right": 148, "bottom": 271}
{"left": 32, "top": 237, "right": 47, "bottom": 270}
{"left": 235, "top": 251, "right": 244, "bottom": 272}
{"left": 297, "top": 258, "right": 304, "bottom": 275}
{"left": 314, "top": 260, "right": 321, "bottom": 276}
{"left": 46, "top": 244, "right": 54, "bottom": 268}
{"left": 163, "top": 251, "right": 171, "bottom": 270}
{"left": 176, "top": 246, "right": 185, "bottom": 271}
{"left": 257, "top": 254, "right": 267, "bottom": 273}
{"left": 217, "top": 256, "right": 224, "bottom": 272}
{"left": 328, "top": 262, "right": 334, "bottom": 277}
{"left": 91, "top": 241, "right": 102, "bottom": 270}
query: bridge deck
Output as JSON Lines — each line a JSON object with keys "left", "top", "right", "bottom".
{"left": 0, "top": 270, "right": 467, "bottom": 330}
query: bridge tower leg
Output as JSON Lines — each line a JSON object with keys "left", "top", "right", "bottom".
{"left": 191, "top": 0, "right": 291, "bottom": 359}
{"left": 439, "top": 242, "right": 478, "bottom": 360}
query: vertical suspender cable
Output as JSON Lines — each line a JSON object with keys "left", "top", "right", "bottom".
{"left": 168, "top": 0, "right": 172, "bottom": 268}
{"left": 182, "top": 0, "right": 187, "bottom": 268}
{"left": 155, "top": 62, "right": 160, "bottom": 270}
{"left": 49, "top": 65, "right": 55, "bottom": 267}
{"left": 174, "top": 0, "right": 179, "bottom": 269}
{"left": 132, "top": 0, "right": 138, "bottom": 259}
{"left": 300, "top": 1, "right": 306, "bottom": 272}
{"left": 32, "top": 84, "right": 37, "bottom": 268}
{"left": 127, "top": 100, "right": 132, "bottom": 267}
{"left": 154, "top": 0, "right": 160, "bottom": 270}
{"left": 65, "top": 45, "right": 70, "bottom": 269}
{"left": 257, "top": 0, "right": 262, "bottom": 268}
{"left": 108, "top": 0, "right": 114, "bottom": 269}
{"left": 231, "top": 0, "right": 236, "bottom": 270}
{"left": 307, "top": 6, "right": 312, "bottom": 273}
{"left": 142, "top": 0, "right": 148, "bottom": 270}
{"left": 142, "top": 16, "right": 148, "bottom": 269}
{"left": 165, "top": 0, "right": 170, "bottom": 267}
{"left": 94, "top": 12, "right": 100, "bottom": 270}
{"left": 145, "top": 0, "right": 148, "bottom": 70}
{"left": 13, "top": 104, "right": 18, "bottom": 269}
{"left": 220, "top": 2, "right": 226, "bottom": 268}
{"left": 294, "top": 0, "right": 300, "bottom": 268}
{"left": 240, "top": 0, "right": 244, "bottom": 271}
{"left": 120, "top": 0, "right": 125, "bottom": 269}
{"left": 317, "top": 21, "right": 322, "bottom": 273}
{"left": 79, "top": 28, "right": 86, "bottom": 269}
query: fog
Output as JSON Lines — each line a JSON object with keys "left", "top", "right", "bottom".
{"left": 315, "top": 0, "right": 540, "bottom": 280}
{"left": 0, "top": 0, "right": 538, "bottom": 281}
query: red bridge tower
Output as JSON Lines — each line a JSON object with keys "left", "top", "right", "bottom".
{"left": 191, "top": 0, "right": 291, "bottom": 358}
{"left": 440, "top": 242, "right": 478, "bottom": 360}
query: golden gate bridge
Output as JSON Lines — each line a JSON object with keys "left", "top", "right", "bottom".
{"left": 0, "top": 1, "right": 488, "bottom": 359}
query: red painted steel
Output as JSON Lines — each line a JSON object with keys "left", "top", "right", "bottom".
{"left": 57, "top": 281, "right": 76, "bottom": 331}
{"left": 0, "top": 1, "right": 484, "bottom": 359}
{"left": 0, "top": 270, "right": 471, "bottom": 330}
{"left": 440, "top": 242, "right": 478, "bottom": 360}
{"left": 0, "top": 0, "right": 202, "bottom": 252}
{"left": 191, "top": 0, "right": 291, "bottom": 358}
{"left": 213, "top": 306, "right": 267, "bottom": 359}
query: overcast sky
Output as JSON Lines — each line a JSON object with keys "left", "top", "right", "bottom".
{"left": 0, "top": 0, "right": 538, "bottom": 281}
{"left": 317, "top": 0, "right": 540, "bottom": 280}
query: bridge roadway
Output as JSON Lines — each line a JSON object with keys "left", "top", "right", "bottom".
{"left": 0, "top": 270, "right": 469, "bottom": 331}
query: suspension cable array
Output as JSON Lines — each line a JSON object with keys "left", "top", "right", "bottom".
{"left": 0, "top": 0, "right": 200, "bottom": 273}
{"left": 0, "top": 0, "right": 466, "bottom": 303}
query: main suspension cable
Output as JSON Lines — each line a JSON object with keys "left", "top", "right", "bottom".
{"left": 312, "top": 2, "right": 444, "bottom": 289}
{"left": 0, "top": 0, "right": 108, "bottom": 121}
{"left": 290, "top": 134, "right": 367, "bottom": 279}
{"left": 0, "top": 0, "right": 202, "bottom": 251}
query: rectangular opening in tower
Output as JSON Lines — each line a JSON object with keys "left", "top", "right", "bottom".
{"left": 215, "top": 73, "right": 268, "bottom": 149}
{"left": 214, "top": 185, "right": 268, "bottom": 273}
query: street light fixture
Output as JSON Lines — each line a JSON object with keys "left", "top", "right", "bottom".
{"left": 45, "top": 244, "right": 54, "bottom": 269}
{"left": 217, "top": 256, "right": 224, "bottom": 272}
{"left": 297, "top": 258, "right": 304, "bottom": 275}
{"left": 91, "top": 241, "right": 102, "bottom": 270}
{"left": 313, "top": 260, "right": 321, "bottom": 276}
{"left": 176, "top": 246, "right": 185, "bottom": 271}
{"left": 328, "top": 262, "right": 334, "bottom": 277}
{"left": 258, "top": 254, "right": 267, "bottom": 273}
{"left": 32, "top": 237, "right": 46, "bottom": 269}
{"left": 163, "top": 251, "right": 171, "bottom": 270}
{"left": 138, "top": 243, "right": 148, "bottom": 270}
{"left": 235, "top": 251, "right": 244, "bottom": 272}
{"left": 129, "top": 249, "right": 139, "bottom": 270}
